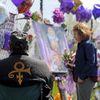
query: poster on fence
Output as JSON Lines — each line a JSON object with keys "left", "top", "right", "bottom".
{"left": 0, "top": 13, "right": 15, "bottom": 49}
{"left": 0, "top": 13, "right": 15, "bottom": 60}
{"left": 32, "top": 21, "right": 69, "bottom": 72}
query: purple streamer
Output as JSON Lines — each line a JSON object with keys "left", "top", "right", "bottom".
{"left": 3, "top": 32, "right": 11, "bottom": 49}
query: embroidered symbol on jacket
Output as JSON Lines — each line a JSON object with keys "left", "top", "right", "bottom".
{"left": 8, "top": 61, "right": 31, "bottom": 85}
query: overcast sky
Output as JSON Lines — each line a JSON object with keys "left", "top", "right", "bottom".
{"left": 0, "top": 0, "right": 100, "bottom": 23}
{"left": 0, "top": 0, "right": 60, "bottom": 23}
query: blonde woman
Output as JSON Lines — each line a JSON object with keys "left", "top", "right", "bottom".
{"left": 68, "top": 23, "right": 97, "bottom": 100}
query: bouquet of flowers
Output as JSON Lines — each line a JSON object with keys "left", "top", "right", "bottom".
{"left": 53, "top": 8, "right": 64, "bottom": 23}
{"left": 63, "top": 49, "right": 75, "bottom": 69}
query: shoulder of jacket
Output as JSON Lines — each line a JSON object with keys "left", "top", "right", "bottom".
{"left": 30, "top": 57, "right": 47, "bottom": 66}
{"left": 85, "top": 40, "right": 94, "bottom": 46}
{"left": 22, "top": 56, "right": 48, "bottom": 67}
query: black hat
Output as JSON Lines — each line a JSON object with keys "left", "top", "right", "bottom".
{"left": 10, "top": 31, "right": 28, "bottom": 52}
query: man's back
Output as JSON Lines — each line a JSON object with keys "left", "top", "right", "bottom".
{"left": 0, "top": 53, "right": 51, "bottom": 86}
{"left": 0, "top": 53, "right": 53, "bottom": 100}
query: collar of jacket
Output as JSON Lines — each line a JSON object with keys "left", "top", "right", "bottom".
{"left": 10, "top": 52, "right": 28, "bottom": 56}
{"left": 78, "top": 39, "right": 90, "bottom": 48}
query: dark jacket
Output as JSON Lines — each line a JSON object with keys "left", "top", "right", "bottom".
{"left": 74, "top": 39, "right": 97, "bottom": 80}
{"left": 0, "top": 52, "right": 53, "bottom": 99}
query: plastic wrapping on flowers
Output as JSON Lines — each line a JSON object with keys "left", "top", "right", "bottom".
{"left": 63, "top": 49, "right": 75, "bottom": 68}
{"left": 31, "top": 12, "right": 42, "bottom": 21}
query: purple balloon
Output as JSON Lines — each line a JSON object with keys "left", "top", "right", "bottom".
{"left": 76, "top": 5, "right": 92, "bottom": 22}
{"left": 92, "top": 4, "right": 100, "bottom": 19}
{"left": 12, "top": 0, "right": 24, "bottom": 6}
{"left": 60, "top": 0, "right": 75, "bottom": 14}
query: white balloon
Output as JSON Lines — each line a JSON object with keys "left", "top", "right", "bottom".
{"left": 0, "top": 3, "right": 9, "bottom": 25}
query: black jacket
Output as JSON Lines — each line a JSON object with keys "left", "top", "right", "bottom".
{"left": 0, "top": 52, "right": 53, "bottom": 100}
{"left": 74, "top": 39, "right": 97, "bottom": 80}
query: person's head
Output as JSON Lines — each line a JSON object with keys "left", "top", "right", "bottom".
{"left": 48, "top": 27, "right": 55, "bottom": 35}
{"left": 73, "top": 23, "right": 93, "bottom": 43}
{"left": 9, "top": 31, "right": 28, "bottom": 53}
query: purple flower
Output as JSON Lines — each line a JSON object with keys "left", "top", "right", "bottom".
{"left": 24, "top": 10, "right": 32, "bottom": 18}
{"left": 76, "top": 5, "right": 92, "bottom": 22}
{"left": 60, "top": 0, "right": 75, "bottom": 14}
{"left": 92, "top": 4, "right": 100, "bottom": 19}
{"left": 53, "top": 8, "right": 64, "bottom": 23}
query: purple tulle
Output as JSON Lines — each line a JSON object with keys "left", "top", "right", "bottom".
{"left": 53, "top": 8, "right": 64, "bottom": 23}
{"left": 65, "top": 74, "right": 76, "bottom": 95}
{"left": 60, "top": 0, "right": 75, "bottom": 14}
{"left": 58, "top": 74, "right": 76, "bottom": 95}
{"left": 3, "top": 32, "right": 11, "bottom": 49}
{"left": 75, "top": 5, "right": 92, "bottom": 22}
{"left": 92, "top": 4, "right": 100, "bottom": 19}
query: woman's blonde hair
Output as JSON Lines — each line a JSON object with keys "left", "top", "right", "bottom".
{"left": 73, "top": 23, "right": 93, "bottom": 40}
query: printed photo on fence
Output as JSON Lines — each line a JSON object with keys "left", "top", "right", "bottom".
{"left": 32, "top": 21, "right": 69, "bottom": 72}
